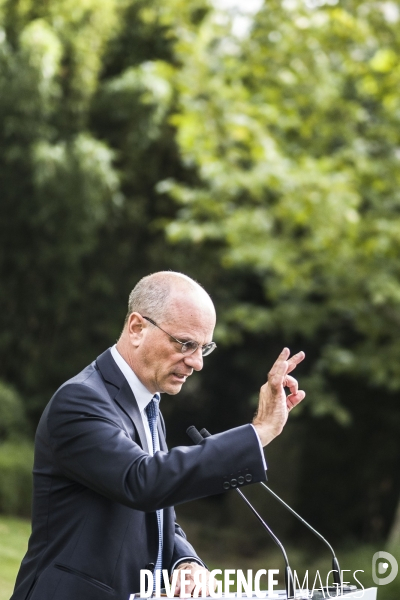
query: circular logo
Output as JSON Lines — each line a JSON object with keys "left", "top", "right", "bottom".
{"left": 372, "top": 551, "right": 398, "bottom": 585}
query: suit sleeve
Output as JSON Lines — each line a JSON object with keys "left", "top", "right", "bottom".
{"left": 169, "top": 520, "right": 207, "bottom": 572}
{"left": 47, "top": 382, "right": 266, "bottom": 512}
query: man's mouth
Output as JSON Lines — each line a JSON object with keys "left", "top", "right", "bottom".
{"left": 171, "top": 372, "right": 191, "bottom": 382}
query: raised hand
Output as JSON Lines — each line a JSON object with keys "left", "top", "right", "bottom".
{"left": 252, "top": 348, "right": 305, "bottom": 447}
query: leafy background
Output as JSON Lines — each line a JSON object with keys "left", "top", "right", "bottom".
{"left": 1, "top": 0, "right": 400, "bottom": 597}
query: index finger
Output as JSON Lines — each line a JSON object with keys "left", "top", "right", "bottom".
{"left": 286, "top": 351, "right": 305, "bottom": 374}
{"left": 268, "top": 347, "right": 290, "bottom": 377}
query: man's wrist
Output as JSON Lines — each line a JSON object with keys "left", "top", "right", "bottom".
{"left": 171, "top": 557, "right": 206, "bottom": 573}
{"left": 252, "top": 423, "right": 277, "bottom": 447}
{"left": 175, "top": 562, "right": 195, "bottom": 570}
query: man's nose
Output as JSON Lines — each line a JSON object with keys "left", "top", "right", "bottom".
{"left": 183, "top": 349, "right": 203, "bottom": 371}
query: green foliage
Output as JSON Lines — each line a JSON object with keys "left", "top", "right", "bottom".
{"left": 0, "top": 0, "right": 121, "bottom": 403}
{"left": 0, "top": 381, "right": 29, "bottom": 441}
{"left": 159, "top": 0, "right": 400, "bottom": 412}
{"left": 0, "top": 516, "right": 32, "bottom": 600}
{"left": 0, "top": 444, "right": 33, "bottom": 516}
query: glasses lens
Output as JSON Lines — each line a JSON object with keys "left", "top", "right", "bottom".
{"left": 182, "top": 341, "right": 199, "bottom": 354}
{"left": 202, "top": 343, "right": 216, "bottom": 357}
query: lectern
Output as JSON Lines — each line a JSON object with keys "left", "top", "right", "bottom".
{"left": 132, "top": 589, "right": 377, "bottom": 599}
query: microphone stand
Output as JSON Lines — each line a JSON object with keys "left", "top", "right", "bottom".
{"left": 260, "top": 483, "right": 341, "bottom": 586}
{"left": 198, "top": 428, "right": 357, "bottom": 599}
{"left": 187, "top": 426, "right": 295, "bottom": 599}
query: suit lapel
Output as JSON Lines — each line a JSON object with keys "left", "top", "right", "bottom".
{"left": 114, "top": 381, "right": 149, "bottom": 454}
{"left": 96, "top": 348, "right": 149, "bottom": 453}
{"left": 157, "top": 418, "right": 167, "bottom": 452}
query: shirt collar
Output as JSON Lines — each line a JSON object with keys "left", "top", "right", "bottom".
{"left": 110, "top": 344, "right": 155, "bottom": 413}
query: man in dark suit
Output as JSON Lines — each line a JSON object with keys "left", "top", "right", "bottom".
{"left": 11, "top": 272, "right": 305, "bottom": 600}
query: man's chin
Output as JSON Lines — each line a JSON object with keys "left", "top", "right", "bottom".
{"left": 163, "top": 383, "right": 184, "bottom": 395}
{"left": 160, "top": 378, "right": 186, "bottom": 395}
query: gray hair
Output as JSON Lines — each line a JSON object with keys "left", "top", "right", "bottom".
{"left": 125, "top": 271, "right": 203, "bottom": 324}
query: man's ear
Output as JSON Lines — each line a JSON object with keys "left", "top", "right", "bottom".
{"left": 127, "top": 313, "right": 145, "bottom": 347}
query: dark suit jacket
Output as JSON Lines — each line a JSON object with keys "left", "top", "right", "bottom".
{"left": 11, "top": 349, "right": 266, "bottom": 600}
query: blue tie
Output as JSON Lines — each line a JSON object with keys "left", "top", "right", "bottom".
{"left": 145, "top": 394, "right": 163, "bottom": 588}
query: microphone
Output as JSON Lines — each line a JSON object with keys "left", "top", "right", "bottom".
{"left": 186, "top": 425, "right": 204, "bottom": 445}
{"left": 186, "top": 426, "right": 295, "bottom": 599}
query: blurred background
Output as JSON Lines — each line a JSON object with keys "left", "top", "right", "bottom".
{"left": 1, "top": 0, "right": 400, "bottom": 597}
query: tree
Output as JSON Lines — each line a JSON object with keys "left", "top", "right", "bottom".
{"left": 1, "top": 0, "right": 400, "bottom": 543}
{"left": 156, "top": 0, "right": 400, "bottom": 541}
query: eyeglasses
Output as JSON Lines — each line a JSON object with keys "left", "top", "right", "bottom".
{"left": 142, "top": 316, "right": 217, "bottom": 357}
